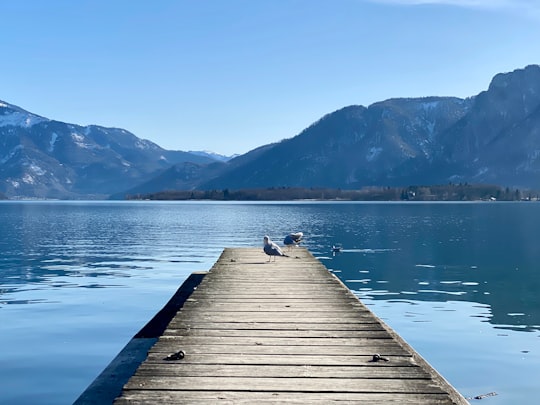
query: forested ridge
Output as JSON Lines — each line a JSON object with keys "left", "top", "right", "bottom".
{"left": 127, "top": 184, "right": 537, "bottom": 201}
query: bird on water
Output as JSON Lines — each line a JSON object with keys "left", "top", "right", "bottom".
{"left": 263, "top": 235, "right": 288, "bottom": 261}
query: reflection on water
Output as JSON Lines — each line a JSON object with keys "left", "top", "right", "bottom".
{"left": 1, "top": 201, "right": 540, "bottom": 404}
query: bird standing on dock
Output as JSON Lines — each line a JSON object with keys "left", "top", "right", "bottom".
{"left": 283, "top": 232, "right": 303, "bottom": 250}
{"left": 263, "top": 235, "right": 287, "bottom": 261}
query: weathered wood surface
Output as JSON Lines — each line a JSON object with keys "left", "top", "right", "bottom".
{"left": 115, "top": 248, "right": 468, "bottom": 404}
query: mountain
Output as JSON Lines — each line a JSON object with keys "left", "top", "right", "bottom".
{"left": 439, "top": 65, "right": 540, "bottom": 186}
{"left": 3, "top": 65, "right": 540, "bottom": 199}
{"left": 189, "top": 64, "right": 540, "bottom": 192}
{"left": 200, "top": 97, "right": 473, "bottom": 190}
{"left": 116, "top": 143, "right": 277, "bottom": 199}
{"left": 188, "top": 150, "right": 237, "bottom": 162}
{"left": 0, "top": 101, "right": 217, "bottom": 199}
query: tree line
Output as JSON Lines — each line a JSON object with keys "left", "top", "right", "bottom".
{"left": 125, "top": 183, "right": 538, "bottom": 201}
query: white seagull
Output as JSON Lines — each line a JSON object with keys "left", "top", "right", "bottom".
{"left": 263, "top": 235, "right": 287, "bottom": 261}
{"left": 283, "top": 232, "right": 303, "bottom": 250}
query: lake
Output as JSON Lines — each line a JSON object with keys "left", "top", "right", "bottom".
{"left": 0, "top": 201, "right": 539, "bottom": 404}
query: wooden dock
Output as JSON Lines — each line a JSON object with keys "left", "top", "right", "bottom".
{"left": 114, "top": 248, "right": 468, "bottom": 404}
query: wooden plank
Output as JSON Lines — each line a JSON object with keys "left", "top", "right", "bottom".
{"left": 114, "top": 247, "right": 468, "bottom": 404}
{"left": 150, "top": 336, "right": 399, "bottom": 347}
{"left": 132, "top": 363, "right": 431, "bottom": 378}
{"left": 148, "top": 344, "right": 410, "bottom": 357}
{"left": 166, "top": 321, "right": 384, "bottom": 330}
{"left": 123, "top": 376, "right": 448, "bottom": 393}
{"left": 155, "top": 333, "right": 395, "bottom": 343}
{"left": 181, "top": 302, "right": 366, "bottom": 311}
{"left": 115, "top": 391, "right": 457, "bottom": 404}
{"left": 170, "top": 313, "right": 377, "bottom": 323}
{"left": 142, "top": 353, "right": 416, "bottom": 367}
{"left": 159, "top": 330, "right": 394, "bottom": 340}
{"left": 162, "top": 328, "right": 389, "bottom": 338}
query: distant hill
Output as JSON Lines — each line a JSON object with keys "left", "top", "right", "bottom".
{"left": 114, "top": 143, "right": 278, "bottom": 199}
{"left": 188, "top": 150, "right": 236, "bottom": 162}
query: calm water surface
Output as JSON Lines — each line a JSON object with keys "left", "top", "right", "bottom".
{"left": 0, "top": 201, "right": 539, "bottom": 404}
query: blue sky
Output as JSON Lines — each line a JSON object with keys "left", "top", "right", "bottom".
{"left": 1, "top": 0, "right": 539, "bottom": 155}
